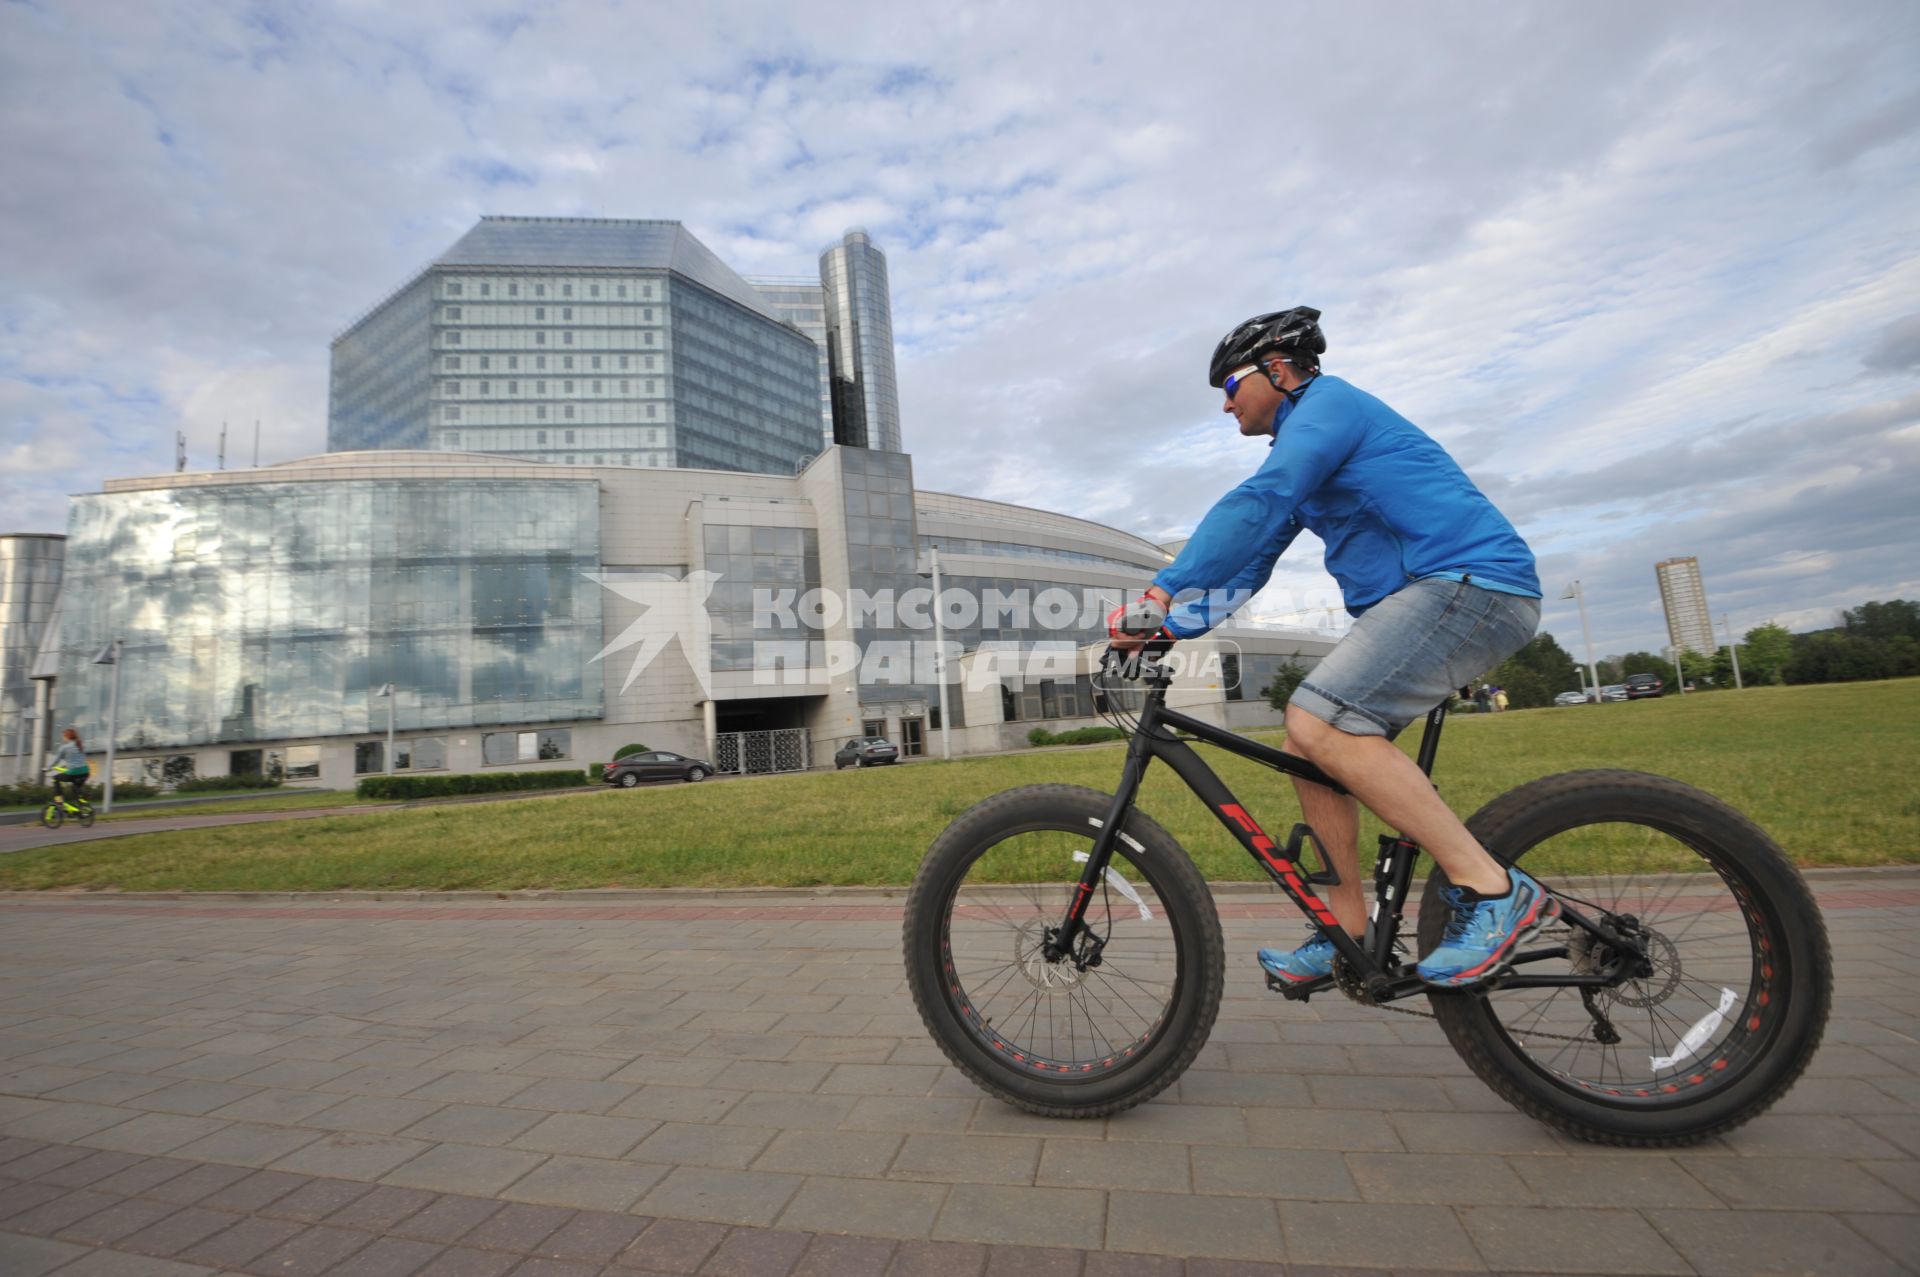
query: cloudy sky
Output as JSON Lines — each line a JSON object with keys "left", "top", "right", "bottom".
{"left": 3, "top": 0, "right": 1916, "bottom": 658}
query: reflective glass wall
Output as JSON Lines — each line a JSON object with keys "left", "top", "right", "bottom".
{"left": 820, "top": 231, "right": 901, "bottom": 451}
{"left": 670, "top": 280, "right": 824, "bottom": 473}
{"left": 54, "top": 480, "right": 602, "bottom": 750}
{"left": 329, "top": 275, "right": 434, "bottom": 451}
{"left": 0, "top": 534, "right": 64, "bottom": 762}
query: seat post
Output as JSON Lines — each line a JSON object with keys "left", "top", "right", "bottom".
{"left": 1414, "top": 703, "right": 1447, "bottom": 778}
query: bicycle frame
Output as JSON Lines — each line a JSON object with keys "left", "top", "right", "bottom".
{"left": 1045, "top": 657, "right": 1636, "bottom": 1004}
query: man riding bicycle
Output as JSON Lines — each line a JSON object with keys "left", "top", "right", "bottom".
{"left": 1112, "top": 307, "right": 1556, "bottom": 988}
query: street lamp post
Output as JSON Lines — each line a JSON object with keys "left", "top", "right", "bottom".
{"left": 1667, "top": 645, "right": 1688, "bottom": 695}
{"left": 919, "top": 547, "right": 954, "bottom": 761}
{"left": 92, "top": 640, "right": 122, "bottom": 813}
{"left": 1560, "top": 581, "right": 1602, "bottom": 702}
{"left": 1722, "top": 613, "right": 1744, "bottom": 690}
{"left": 377, "top": 683, "right": 396, "bottom": 774}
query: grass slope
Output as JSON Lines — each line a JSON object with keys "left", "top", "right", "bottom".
{"left": 2, "top": 679, "right": 1913, "bottom": 893}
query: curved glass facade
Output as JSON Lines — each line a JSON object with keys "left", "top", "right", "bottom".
{"left": 820, "top": 231, "right": 902, "bottom": 451}
{"left": 0, "top": 534, "right": 64, "bottom": 762}
{"left": 53, "top": 480, "right": 602, "bottom": 750}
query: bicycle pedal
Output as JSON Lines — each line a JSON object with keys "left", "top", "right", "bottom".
{"left": 1264, "top": 969, "right": 1332, "bottom": 1001}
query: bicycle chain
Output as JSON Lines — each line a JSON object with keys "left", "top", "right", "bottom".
{"left": 1335, "top": 966, "right": 1620, "bottom": 1045}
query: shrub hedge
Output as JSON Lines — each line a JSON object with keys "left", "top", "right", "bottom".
{"left": 355, "top": 770, "right": 590, "bottom": 800}
{"left": 1, "top": 781, "right": 161, "bottom": 808}
{"left": 1026, "top": 726, "right": 1128, "bottom": 747}
{"left": 613, "top": 743, "right": 651, "bottom": 760}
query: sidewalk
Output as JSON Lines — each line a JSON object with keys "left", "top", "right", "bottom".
{"left": 0, "top": 876, "right": 1914, "bottom": 1275}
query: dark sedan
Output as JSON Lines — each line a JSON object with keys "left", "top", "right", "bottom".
{"left": 1624, "top": 673, "right": 1665, "bottom": 699}
{"left": 835, "top": 737, "right": 900, "bottom": 769}
{"left": 604, "top": 751, "right": 714, "bottom": 786}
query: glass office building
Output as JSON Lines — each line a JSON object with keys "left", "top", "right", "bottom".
{"left": 51, "top": 474, "right": 602, "bottom": 759}
{"left": 820, "top": 230, "right": 903, "bottom": 451}
{"left": 329, "top": 218, "right": 825, "bottom": 475}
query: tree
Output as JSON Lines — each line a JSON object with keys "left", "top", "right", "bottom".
{"left": 1263, "top": 657, "right": 1308, "bottom": 710}
{"left": 1841, "top": 599, "right": 1920, "bottom": 642}
{"left": 1618, "top": 651, "right": 1678, "bottom": 687}
{"left": 1595, "top": 656, "right": 1626, "bottom": 686}
{"left": 1742, "top": 623, "right": 1795, "bottom": 685}
{"left": 1678, "top": 648, "right": 1715, "bottom": 689}
{"left": 1508, "top": 633, "right": 1583, "bottom": 694}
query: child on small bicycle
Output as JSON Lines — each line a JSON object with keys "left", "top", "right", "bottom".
{"left": 48, "top": 729, "right": 91, "bottom": 807}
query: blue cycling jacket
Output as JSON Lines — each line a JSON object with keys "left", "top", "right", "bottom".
{"left": 1151, "top": 375, "right": 1539, "bottom": 637}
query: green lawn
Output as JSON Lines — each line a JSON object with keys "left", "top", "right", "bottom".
{"left": 3, "top": 679, "right": 1914, "bottom": 893}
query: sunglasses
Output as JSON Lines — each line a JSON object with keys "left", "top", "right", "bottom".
{"left": 1223, "top": 357, "right": 1285, "bottom": 400}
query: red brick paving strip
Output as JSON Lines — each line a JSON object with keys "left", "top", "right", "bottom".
{"left": 0, "top": 1136, "right": 1384, "bottom": 1275}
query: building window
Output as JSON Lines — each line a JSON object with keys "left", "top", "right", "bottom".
{"left": 482, "top": 729, "right": 570, "bottom": 765}
{"left": 644, "top": 332, "right": 654, "bottom": 345}
{"left": 537, "top": 430, "right": 547, "bottom": 444}
{"left": 594, "top": 454, "right": 605, "bottom": 464}
{"left": 646, "top": 379, "right": 657, "bottom": 393}
{"left": 564, "top": 405, "right": 574, "bottom": 418}
{"left": 479, "top": 381, "right": 491, "bottom": 395}
{"left": 565, "top": 430, "right": 575, "bottom": 443}
{"left": 283, "top": 746, "right": 321, "bottom": 780}
{"left": 446, "top": 331, "right": 461, "bottom": 345}
{"left": 508, "top": 381, "right": 518, "bottom": 394}
{"left": 507, "top": 355, "right": 518, "bottom": 370}
{"left": 479, "top": 355, "right": 490, "bottom": 370}
{"left": 354, "top": 741, "right": 385, "bottom": 774}
{"left": 590, "top": 284, "right": 600, "bottom": 297}
{"left": 535, "top": 380, "right": 546, "bottom": 394}
{"left": 536, "top": 406, "right": 546, "bottom": 419}
{"left": 592, "top": 380, "right": 601, "bottom": 393}
{"left": 563, "top": 356, "right": 574, "bottom": 370}
{"left": 445, "top": 406, "right": 461, "bottom": 420}
{"left": 618, "top": 284, "right": 627, "bottom": 297}
{"left": 562, "top": 307, "right": 572, "bottom": 320}
{"left": 445, "top": 306, "right": 461, "bottom": 320}
{"left": 535, "top": 307, "right": 545, "bottom": 321}
{"left": 563, "top": 380, "right": 574, "bottom": 394}
{"left": 562, "top": 283, "right": 572, "bottom": 297}
{"left": 479, "top": 282, "right": 491, "bottom": 297}
{"left": 536, "top": 332, "right": 546, "bottom": 345}
{"left": 620, "top": 380, "right": 630, "bottom": 393}
{"left": 646, "top": 404, "right": 657, "bottom": 418}
{"left": 563, "top": 331, "right": 573, "bottom": 344}
{"left": 591, "top": 355, "right": 602, "bottom": 369}
{"left": 397, "top": 737, "right": 446, "bottom": 770}
{"left": 565, "top": 454, "right": 576, "bottom": 463}
{"left": 643, "top": 308, "right": 654, "bottom": 321}
{"left": 535, "top": 283, "right": 546, "bottom": 297}
{"left": 447, "top": 282, "right": 462, "bottom": 296}
{"left": 445, "top": 383, "right": 461, "bottom": 396}
{"left": 536, "top": 356, "right": 547, "bottom": 370}
{"left": 509, "top": 282, "right": 519, "bottom": 297}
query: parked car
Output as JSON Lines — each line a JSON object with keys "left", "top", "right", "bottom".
{"left": 1624, "top": 673, "right": 1665, "bottom": 699}
{"left": 1598, "top": 684, "right": 1630, "bottom": 702}
{"left": 1553, "top": 690, "right": 1590, "bottom": 706}
{"left": 604, "top": 751, "right": 713, "bottom": 786}
{"left": 835, "top": 737, "right": 900, "bottom": 769}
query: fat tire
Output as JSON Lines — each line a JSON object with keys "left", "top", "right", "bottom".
{"left": 904, "top": 784, "right": 1225, "bottom": 1118}
{"left": 1418, "top": 769, "right": 1831, "bottom": 1147}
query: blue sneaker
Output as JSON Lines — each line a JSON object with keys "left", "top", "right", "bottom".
{"left": 1417, "top": 867, "right": 1561, "bottom": 988}
{"left": 1258, "top": 930, "right": 1337, "bottom": 985}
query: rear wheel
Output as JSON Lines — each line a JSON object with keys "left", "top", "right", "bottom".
{"left": 77, "top": 804, "right": 95, "bottom": 829}
{"left": 904, "top": 785, "right": 1224, "bottom": 1117}
{"left": 1419, "top": 770, "right": 1830, "bottom": 1146}
{"left": 618, "top": 772, "right": 640, "bottom": 788}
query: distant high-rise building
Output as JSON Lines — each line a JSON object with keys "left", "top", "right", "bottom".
{"left": 744, "top": 275, "right": 834, "bottom": 446}
{"left": 1655, "top": 556, "right": 1715, "bottom": 655}
{"left": 329, "top": 217, "right": 826, "bottom": 475}
{"left": 819, "top": 230, "right": 902, "bottom": 451}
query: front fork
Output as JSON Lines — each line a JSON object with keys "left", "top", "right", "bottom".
{"left": 1041, "top": 718, "right": 1157, "bottom": 965}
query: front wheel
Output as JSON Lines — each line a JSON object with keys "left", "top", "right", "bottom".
{"left": 685, "top": 767, "right": 708, "bottom": 783}
{"left": 904, "top": 784, "right": 1225, "bottom": 1117}
{"left": 1419, "top": 770, "right": 1831, "bottom": 1147}
{"left": 40, "top": 803, "right": 63, "bottom": 830}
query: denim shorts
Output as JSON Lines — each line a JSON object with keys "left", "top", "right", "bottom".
{"left": 1291, "top": 578, "right": 1540, "bottom": 738}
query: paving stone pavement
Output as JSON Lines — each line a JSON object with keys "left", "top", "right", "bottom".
{"left": 0, "top": 873, "right": 1914, "bottom": 1275}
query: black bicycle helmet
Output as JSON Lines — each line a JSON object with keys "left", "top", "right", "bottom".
{"left": 1208, "top": 306, "right": 1326, "bottom": 387}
